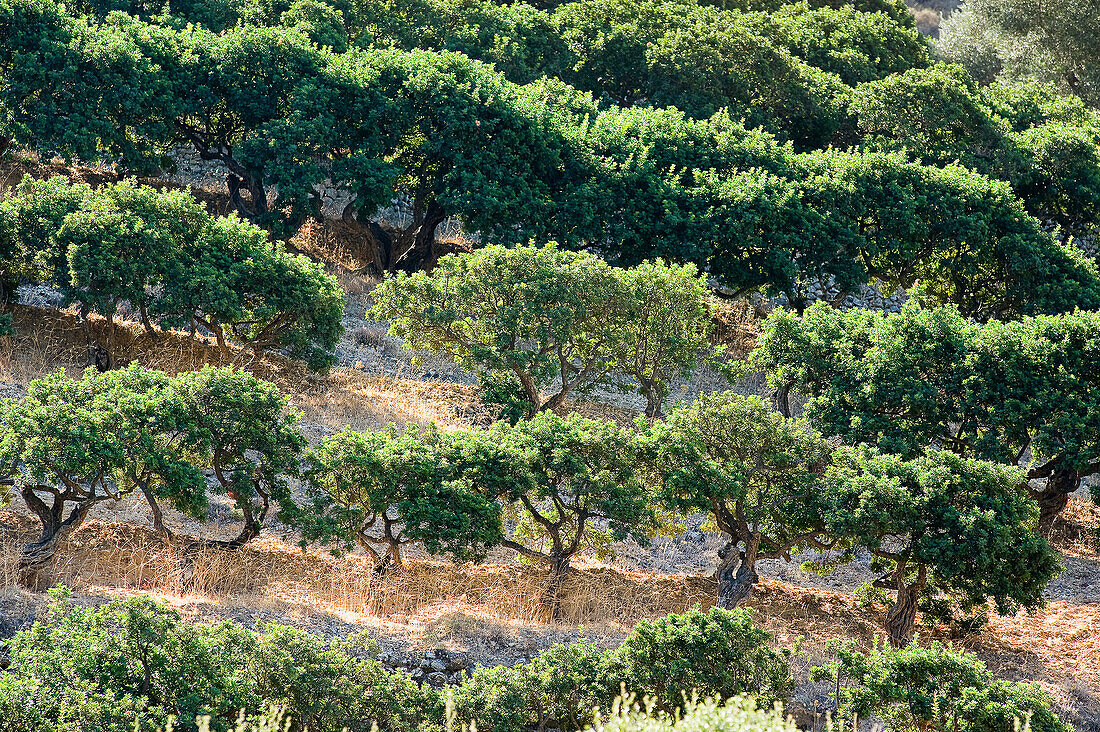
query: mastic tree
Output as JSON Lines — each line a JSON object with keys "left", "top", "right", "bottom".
{"left": 354, "top": 0, "right": 569, "bottom": 84}
{"left": 617, "top": 261, "right": 714, "bottom": 418}
{"left": 363, "top": 49, "right": 565, "bottom": 271}
{"left": 823, "top": 446, "right": 1059, "bottom": 647}
{"left": 750, "top": 3, "right": 931, "bottom": 86}
{"left": 849, "top": 64, "right": 1005, "bottom": 171}
{"left": 0, "top": 366, "right": 208, "bottom": 589}
{"left": 610, "top": 606, "right": 793, "bottom": 713}
{"left": 753, "top": 303, "right": 1100, "bottom": 528}
{"left": 374, "top": 245, "right": 718, "bottom": 416}
{"left": 811, "top": 640, "right": 1070, "bottom": 732}
{"left": 486, "top": 412, "right": 657, "bottom": 617}
{"left": 848, "top": 65, "right": 1100, "bottom": 235}
{"left": 2, "top": 176, "right": 344, "bottom": 371}
{"left": 551, "top": 0, "right": 849, "bottom": 148}
{"left": 797, "top": 150, "right": 1100, "bottom": 320}
{"left": 172, "top": 366, "right": 306, "bottom": 548}
{"left": 0, "top": 590, "right": 438, "bottom": 732}
{"left": 649, "top": 392, "right": 833, "bottom": 608}
{"left": 0, "top": 175, "right": 94, "bottom": 300}
{"left": 301, "top": 424, "right": 505, "bottom": 574}
{"left": 373, "top": 244, "right": 626, "bottom": 415}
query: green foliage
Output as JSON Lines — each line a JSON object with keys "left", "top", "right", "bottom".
{"left": 649, "top": 392, "right": 832, "bottom": 606}
{"left": 0, "top": 365, "right": 305, "bottom": 586}
{"left": 172, "top": 366, "right": 306, "bottom": 545}
{"left": 2, "top": 176, "right": 343, "bottom": 370}
{"left": 0, "top": 595, "right": 791, "bottom": 732}
{"left": 939, "top": 0, "right": 1100, "bottom": 110}
{"left": 301, "top": 425, "right": 504, "bottom": 567}
{"left": 798, "top": 151, "right": 1100, "bottom": 320}
{"left": 811, "top": 640, "right": 1070, "bottom": 732}
{"left": 849, "top": 64, "right": 1100, "bottom": 234}
{"left": 489, "top": 411, "right": 656, "bottom": 581}
{"left": 354, "top": 0, "right": 569, "bottom": 84}
{"left": 452, "top": 638, "right": 614, "bottom": 732}
{"left": 552, "top": 0, "right": 849, "bottom": 148}
{"left": 452, "top": 606, "right": 792, "bottom": 731}
{"left": 752, "top": 3, "right": 931, "bottom": 86}
{"left": 619, "top": 261, "right": 714, "bottom": 418}
{"left": 0, "top": 590, "right": 437, "bottom": 732}
{"left": 281, "top": 0, "right": 349, "bottom": 51}
{"left": 610, "top": 607, "right": 792, "bottom": 713}
{"left": 478, "top": 371, "right": 532, "bottom": 426}
{"left": 373, "top": 244, "right": 712, "bottom": 417}
{"left": 850, "top": 64, "right": 1004, "bottom": 169}
{"left": 753, "top": 303, "right": 1100, "bottom": 524}
{"left": 824, "top": 447, "right": 1059, "bottom": 645}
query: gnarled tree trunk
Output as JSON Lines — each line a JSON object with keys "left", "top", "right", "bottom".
{"left": 884, "top": 563, "right": 926, "bottom": 648}
{"left": 715, "top": 536, "right": 759, "bottom": 609}
{"left": 393, "top": 200, "right": 446, "bottom": 273}
{"left": 1036, "top": 469, "right": 1079, "bottom": 531}
{"left": 541, "top": 553, "right": 571, "bottom": 620}
{"left": 19, "top": 489, "right": 92, "bottom": 591}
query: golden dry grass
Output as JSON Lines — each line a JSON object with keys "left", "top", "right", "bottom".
{"left": 2, "top": 304, "right": 489, "bottom": 433}
{"left": 1, "top": 510, "right": 1097, "bottom": 723}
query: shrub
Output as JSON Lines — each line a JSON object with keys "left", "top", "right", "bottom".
{"left": 608, "top": 606, "right": 793, "bottom": 714}
{"left": 811, "top": 640, "right": 1070, "bottom": 732}
{"left": 452, "top": 607, "right": 792, "bottom": 732}
{"left": 0, "top": 591, "right": 439, "bottom": 732}
{"left": 451, "top": 639, "right": 613, "bottom": 732}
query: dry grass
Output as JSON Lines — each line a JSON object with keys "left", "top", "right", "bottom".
{"left": 2, "top": 304, "right": 489, "bottom": 434}
{"left": 710, "top": 297, "right": 761, "bottom": 359}
{"left": 0, "top": 513, "right": 714, "bottom": 627}
{"left": 292, "top": 218, "right": 381, "bottom": 274}
{"left": 1, "top": 510, "right": 1097, "bottom": 725}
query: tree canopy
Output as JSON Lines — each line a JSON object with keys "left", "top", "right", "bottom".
{"left": 753, "top": 303, "right": 1100, "bottom": 528}
{"left": 0, "top": 175, "right": 344, "bottom": 370}
{"left": 0, "top": 365, "right": 305, "bottom": 588}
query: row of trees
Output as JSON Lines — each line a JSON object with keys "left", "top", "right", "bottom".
{"left": 4, "top": 0, "right": 1100, "bottom": 316}
{"left": 1, "top": 176, "right": 344, "bottom": 370}
{"left": 0, "top": 359, "right": 1058, "bottom": 647}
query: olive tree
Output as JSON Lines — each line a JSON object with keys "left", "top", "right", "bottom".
{"left": 753, "top": 303, "right": 1100, "bottom": 528}
{"left": 824, "top": 446, "right": 1059, "bottom": 646}
{"left": 939, "top": 0, "right": 1100, "bottom": 110}
{"left": 649, "top": 392, "right": 834, "bottom": 608}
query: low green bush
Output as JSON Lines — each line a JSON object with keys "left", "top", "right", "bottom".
{"left": 609, "top": 607, "right": 793, "bottom": 714}
{"left": 0, "top": 590, "right": 437, "bottom": 732}
{"left": 451, "top": 639, "right": 614, "bottom": 732}
{"left": 452, "top": 607, "right": 792, "bottom": 732}
{"left": 811, "top": 640, "right": 1070, "bottom": 732}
